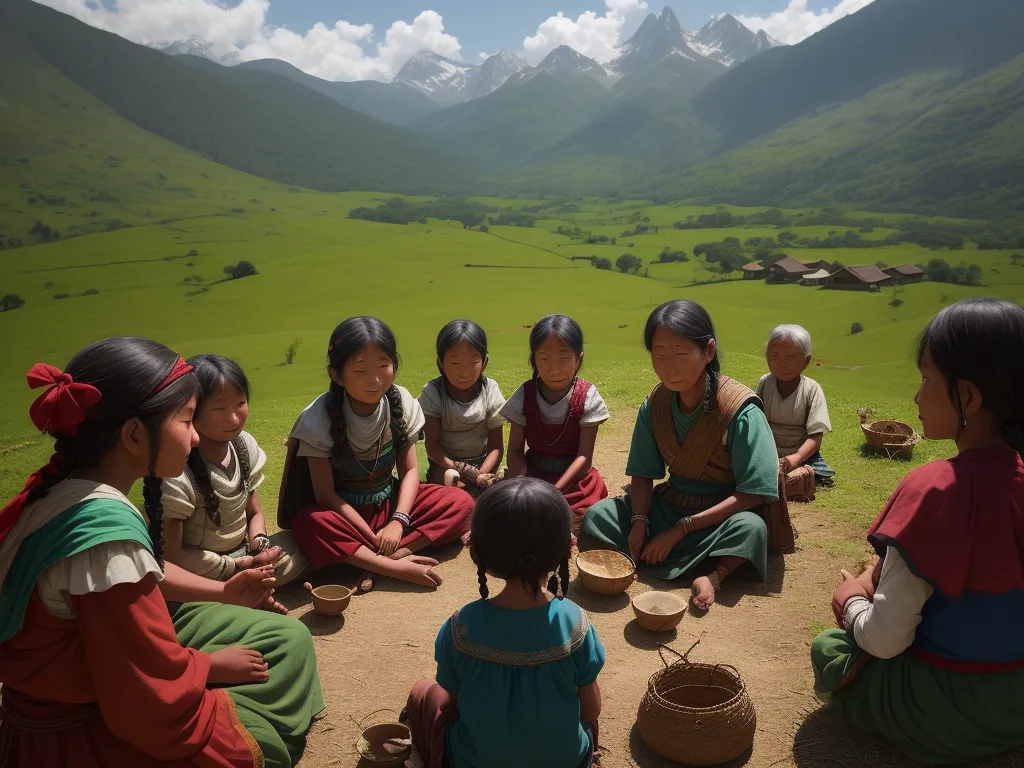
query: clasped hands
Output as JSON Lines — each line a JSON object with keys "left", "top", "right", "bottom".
{"left": 831, "top": 555, "right": 882, "bottom": 627}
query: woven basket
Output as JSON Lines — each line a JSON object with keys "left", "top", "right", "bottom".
{"left": 576, "top": 550, "right": 637, "bottom": 595}
{"left": 637, "top": 642, "right": 756, "bottom": 766}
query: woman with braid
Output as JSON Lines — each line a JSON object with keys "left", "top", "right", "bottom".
{"left": 583, "top": 300, "right": 782, "bottom": 610}
{"left": 279, "top": 317, "right": 473, "bottom": 592}
{"left": 0, "top": 338, "right": 323, "bottom": 767}
{"left": 162, "top": 355, "right": 308, "bottom": 586}
{"left": 404, "top": 478, "right": 605, "bottom": 768}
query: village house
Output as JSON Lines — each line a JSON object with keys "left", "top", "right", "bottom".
{"left": 742, "top": 261, "right": 767, "bottom": 280}
{"left": 767, "top": 256, "right": 813, "bottom": 284}
{"left": 824, "top": 265, "right": 893, "bottom": 291}
{"left": 800, "top": 268, "right": 833, "bottom": 286}
{"left": 884, "top": 264, "right": 925, "bottom": 284}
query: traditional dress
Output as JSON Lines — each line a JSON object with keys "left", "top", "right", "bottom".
{"left": 279, "top": 386, "right": 473, "bottom": 567}
{"left": 407, "top": 598, "right": 604, "bottom": 768}
{"left": 418, "top": 377, "right": 506, "bottom": 489}
{"left": 0, "top": 479, "right": 324, "bottom": 768}
{"left": 583, "top": 376, "right": 784, "bottom": 580}
{"left": 811, "top": 447, "right": 1024, "bottom": 765}
{"left": 162, "top": 430, "right": 308, "bottom": 585}
{"left": 501, "top": 378, "right": 609, "bottom": 517}
{"left": 755, "top": 374, "right": 835, "bottom": 481}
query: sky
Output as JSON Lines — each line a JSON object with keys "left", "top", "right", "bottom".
{"left": 39, "top": 0, "right": 875, "bottom": 81}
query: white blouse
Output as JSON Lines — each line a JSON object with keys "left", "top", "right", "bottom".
{"left": 501, "top": 381, "right": 610, "bottom": 428}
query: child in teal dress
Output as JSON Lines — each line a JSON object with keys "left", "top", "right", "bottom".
{"left": 404, "top": 477, "right": 605, "bottom": 768}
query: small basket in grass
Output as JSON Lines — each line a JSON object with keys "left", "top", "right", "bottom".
{"left": 858, "top": 407, "right": 921, "bottom": 460}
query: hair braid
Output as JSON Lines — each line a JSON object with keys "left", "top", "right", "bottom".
{"left": 706, "top": 357, "right": 721, "bottom": 412}
{"left": 142, "top": 474, "right": 165, "bottom": 565}
{"left": 234, "top": 436, "right": 251, "bottom": 494}
{"left": 557, "top": 556, "right": 570, "bottom": 599}
{"left": 385, "top": 385, "right": 408, "bottom": 450}
{"left": 476, "top": 559, "right": 489, "bottom": 599}
{"left": 25, "top": 454, "right": 73, "bottom": 506}
{"left": 187, "top": 448, "right": 221, "bottom": 525}
{"left": 327, "top": 380, "right": 348, "bottom": 461}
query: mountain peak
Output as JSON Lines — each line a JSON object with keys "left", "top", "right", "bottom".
{"left": 395, "top": 48, "right": 525, "bottom": 106}
{"left": 536, "top": 46, "right": 607, "bottom": 79}
{"left": 691, "top": 13, "right": 783, "bottom": 67}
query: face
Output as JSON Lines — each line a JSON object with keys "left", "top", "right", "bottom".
{"left": 152, "top": 396, "right": 200, "bottom": 478}
{"left": 915, "top": 345, "right": 962, "bottom": 440}
{"left": 442, "top": 340, "right": 486, "bottom": 392}
{"left": 332, "top": 342, "right": 396, "bottom": 405}
{"left": 194, "top": 382, "right": 248, "bottom": 442}
{"left": 533, "top": 334, "right": 581, "bottom": 391}
{"left": 767, "top": 340, "right": 810, "bottom": 382}
{"left": 650, "top": 325, "right": 715, "bottom": 393}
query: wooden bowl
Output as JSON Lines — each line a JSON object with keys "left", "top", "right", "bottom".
{"left": 356, "top": 722, "right": 411, "bottom": 765}
{"left": 576, "top": 550, "right": 637, "bottom": 595}
{"left": 303, "top": 582, "right": 351, "bottom": 616}
{"left": 632, "top": 591, "right": 687, "bottom": 632}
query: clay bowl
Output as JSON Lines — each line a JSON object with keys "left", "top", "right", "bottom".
{"left": 355, "top": 722, "right": 412, "bottom": 765}
{"left": 576, "top": 550, "right": 637, "bottom": 595}
{"left": 303, "top": 582, "right": 352, "bottom": 616}
{"left": 632, "top": 591, "right": 687, "bottom": 632}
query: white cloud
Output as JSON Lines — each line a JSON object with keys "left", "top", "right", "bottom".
{"left": 521, "top": 0, "right": 648, "bottom": 65}
{"left": 33, "top": 0, "right": 461, "bottom": 81}
{"left": 736, "top": 0, "right": 875, "bottom": 45}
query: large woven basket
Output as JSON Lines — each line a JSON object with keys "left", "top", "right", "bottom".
{"left": 858, "top": 410, "right": 920, "bottom": 459}
{"left": 637, "top": 642, "right": 756, "bottom": 766}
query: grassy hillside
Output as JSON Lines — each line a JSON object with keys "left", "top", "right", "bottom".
{"left": 2, "top": 0, "right": 468, "bottom": 196}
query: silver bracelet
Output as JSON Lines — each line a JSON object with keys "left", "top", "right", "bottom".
{"left": 248, "top": 533, "right": 271, "bottom": 554}
{"left": 630, "top": 515, "right": 650, "bottom": 527}
{"left": 391, "top": 512, "right": 412, "bottom": 529}
{"left": 677, "top": 516, "right": 696, "bottom": 534}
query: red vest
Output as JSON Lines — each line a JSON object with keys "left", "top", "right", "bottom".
{"left": 522, "top": 377, "right": 591, "bottom": 460}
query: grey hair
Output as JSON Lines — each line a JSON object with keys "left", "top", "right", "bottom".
{"left": 767, "top": 324, "right": 812, "bottom": 357}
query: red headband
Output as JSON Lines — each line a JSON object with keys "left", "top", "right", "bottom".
{"left": 153, "top": 357, "right": 193, "bottom": 393}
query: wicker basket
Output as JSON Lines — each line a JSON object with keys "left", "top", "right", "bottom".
{"left": 858, "top": 410, "right": 921, "bottom": 459}
{"left": 637, "top": 642, "right": 756, "bottom": 766}
{"left": 576, "top": 550, "right": 637, "bottom": 595}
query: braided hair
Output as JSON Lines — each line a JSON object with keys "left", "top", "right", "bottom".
{"left": 23, "top": 338, "right": 199, "bottom": 564}
{"left": 644, "top": 300, "right": 721, "bottom": 413}
{"left": 469, "top": 477, "right": 572, "bottom": 600}
{"left": 185, "top": 355, "right": 252, "bottom": 525}
{"left": 529, "top": 314, "right": 584, "bottom": 378}
{"left": 325, "top": 317, "right": 405, "bottom": 459}
{"left": 435, "top": 320, "right": 489, "bottom": 397}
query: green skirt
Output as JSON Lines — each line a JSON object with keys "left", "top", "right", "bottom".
{"left": 172, "top": 603, "right": 325, "bottom": 768}
{"left": 811, "top": 629, "right": 1024, "bottom": 765}
{"left": 582, "top": 494, "right": 767, "bottom": 581}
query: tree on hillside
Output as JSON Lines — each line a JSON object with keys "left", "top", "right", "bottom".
{"left": 1011, "top": 254, "right": 1022, "bottom": 266}
{"left": 593, "top": 257, "right": 612, "bottom": 271}
{"left": 616, "top": 253, "right": 643, "bottom": 274}
{"left": 1, "top": 294, "right": 25, "bottom": 312}
{"left": 457, "top": 212, "right": 485, "bottom": 230}
{"left": 223, "top": 260, "right": 258, "bottom": 280}
{"left": 925, "top": 258, "right": 951, "bottom": 283}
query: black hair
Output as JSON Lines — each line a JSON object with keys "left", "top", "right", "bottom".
{"left": 435, "top": 319, "right": 489, "bottom": 392}
{"left": 644, "top": 300, "right": 721, "bottom": 413}
{"left": 916, "top": 298, "right": 1024, "bottom": 454}
{"left": 469, "top": 476, "right": 572, "bottom": 600}
{"left": 185, "top": 354, "right": 252, "bottom": 526}
{"left": 26, "top": 337, "right": 199, "bottom": 563}
{"left": 325, "top": 317, "right": 407, "bottom": 460}
{"left": 528, "top": 314, "right": 584, "bottom": 377}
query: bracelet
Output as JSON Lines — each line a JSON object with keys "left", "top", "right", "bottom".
{"left": 630, "top": 515, "right": 650, "bottom": 527}
{"left": 248, "top": 533, "right": 271, "bottom": 554}
{"left": 391, "top": 512, "right": 412, "bottom": 528}
{"left": 678, "top": 516, "right": 696, "bottom": 534}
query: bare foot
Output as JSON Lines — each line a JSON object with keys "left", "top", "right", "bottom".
{"left": 390, "top": 547, "right": 413, "bottom": 560}
{"left": 392, "top": 556, "right": 443, "bottom": 588}
{"left": 460, "top": 530, "right": 472, "bottom": 546}
{"left": 691, "top": 576, "right": 716, "bottom": 610}
{"left": 357, "top": 571, "right": 376, "bottom": 594}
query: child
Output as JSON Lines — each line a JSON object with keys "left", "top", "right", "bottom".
{"left": 0, "top": 338, "right": 323, "bottom": 767}
{"left": 812, "top": 298, "right": 1024, "bottom": 764}
{"left": 419, "top": 320, "right": 506, "bottom": 496}
{"left": 584, "top": 300, "right": 782, "bottom": 610}
{"left": 405, "top": 477, "right": 605, "bottom": 768}
{"left": 279, "top": 316, "right": 473, "bottom": 592}
{"left": 162, "top": 354, "right": 308, "bottom": 586}
{"left": 755, "top": 324, "right": 835, "bottom": 495}
{"left": 501, "top": 314, "right": 609, "bottom": 519}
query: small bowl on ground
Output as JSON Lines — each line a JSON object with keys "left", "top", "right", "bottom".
{"left": 303, "top": 582, "right": 352, "bottom": 616}
{"left": 576, "top": 550, "right": 637, "bottom": 595}
{"left": 632, "top": 591, "right": 687, "bottom": 632}
{"left": 356, "top": 722, "right": 411, "bottom": 765}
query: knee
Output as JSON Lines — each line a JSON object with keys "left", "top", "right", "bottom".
{"left": 810, "top": 628, "right": 849, "bottom": 669}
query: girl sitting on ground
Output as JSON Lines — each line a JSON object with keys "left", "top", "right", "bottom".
{"left": 419, "top": 320, "right": 506, "bottom": 497}
{"left": 811, "top": 298, "right": 1024, "bottom": 765}
{"left": 501, "top": 314, "right": 609, "bottom": 520}
{"left": 162, "top": 354, "right": 308, "bottom": 587}
{"left": 755, "top": 324, "right": 835, "bottom": 494}
{"left": 583, "top": 300, "right": 782, "bottom": 610}
{"left": 279, "top": 316, "right": 473, "bottom": 592}
{"left": 405, "top": 477, "right": 605, "bottom": 768}
{"left": 0, "top": 338, "right": 323, "bottom": 768}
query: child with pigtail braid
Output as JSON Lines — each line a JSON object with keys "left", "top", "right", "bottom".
{"left": 405, "top": 477, "right": 605, "bottom": 768}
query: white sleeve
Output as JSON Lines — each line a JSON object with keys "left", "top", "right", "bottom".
{"left": 160, "top": 473, "right": 198, "bottom": 522}
{"left": 844, "top": 547, "right": 934, "bottom": 659}
{"left": 500, "top": 385, "right": 527, "bottom": 427}
{"left": 240, "top": 431, "right": 268, "bottom": 492}
{"left": 418, "top": 380, "right": 443, "bottom": 419}
{"left": 754, "top": 374, "right": 769, "bottom": 401}
{"left": 580, "top": 386, "right": 610, "bottom": 427}
{"left": 399, "top": 385, "right": 426, "bottom": 443}
{"left": 290, "top": 395, "right": 334, "bottom": 458}
{"left": 485, "top": 379, "right": 507, "bottom": 429}
{"left": 805, "top": 379, "right": 832, "bottom": 436}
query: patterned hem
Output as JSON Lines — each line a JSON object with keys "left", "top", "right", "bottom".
{"left": 449, "top": 608, "right": 589, "bottom": 666}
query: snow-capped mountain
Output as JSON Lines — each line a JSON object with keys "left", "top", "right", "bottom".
{"left": 159, "top": 34, "right": 238, "bottom": 64}
{"left": 607, "top": 6, "right": 710, "bottom": 76}
{"left": 534, "top": 46, "right": 608, "bottom": 80}
{"left": 395, "top": 49, "right": 527, "bottom": 107}
{"left": 688, "top": 14, "right": 781, "bottom": 67}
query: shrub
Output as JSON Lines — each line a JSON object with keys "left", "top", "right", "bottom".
{"left": 615, "top": 253, "right": 643, "bottom": 274}
{"left": 79, "top": 288, "right": 99, "bottom": 296}
{"left": 851, "top": 322, "right": 864, "bottom": 335}
{"left": 285, "top": 338, "right": 302, "bottom": 365}
{"left": 593, "top": 257, "right": 612, "bottom": 270}
{"left": 1, "top": 294, "right": 25, "bottom": 311}
{"left": 54, "top": 293, "right": 71, "bottom": 300}
{"left": 187, "top": 249, "right": 198, "bottom": 257}
{"left": 223, "top": 260, "right": 258, "bottom": 280}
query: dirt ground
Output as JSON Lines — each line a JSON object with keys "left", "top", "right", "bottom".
{"left": 279, "top": 421, "right": 1023, "bottom": 768}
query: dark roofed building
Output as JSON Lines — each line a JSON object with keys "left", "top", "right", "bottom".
{"left": 742, "top": 261, "right": 767, "bottom": 280}
{"left": 884, "top": 264, "right": 925, "bottom": 284}
{"left": 767, "top": 257, "right": 813, "bottom": 284}
{"left": 825, "top": 265, "right": 893, "bottom": 291}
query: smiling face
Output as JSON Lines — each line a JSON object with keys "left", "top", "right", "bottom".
{"left": 532, "top": 334, "right": 581, "bottom": 392}
{"left": 332, "top": 342, "right": 396, "bottom": 406}
{"left": 767, "top": 340, "right": 810, "bottom": 383}
{"left": 194, "top": 381, "right": 249, "bottom": 443}
{"left": 915, "top": 344, "right": 962, "bottom": 440}
{"left": 149, "top": 396, "right": 200, "bottom": 478}
{"left": 650, "top": 325, "right": 715, "bottom": 393}
{"left": 441, "top": 339, "right": 486, "bottom": 393}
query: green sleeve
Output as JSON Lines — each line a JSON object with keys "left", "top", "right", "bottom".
{"left": 727, "top": 404, "right": 781, "bottom": 499}
{"left": 434, "top": 620, "right": 461, "bottom": 694}
{"left": 572, "top": 624, "right": 606, "bottom": 687}
{"left": 625, "top": 398, "right": 666, "bottom": 479}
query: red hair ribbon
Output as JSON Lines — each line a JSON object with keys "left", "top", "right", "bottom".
{"left": 152, "top": 357, "right": 194, "bottom": 393}
{"left": 27, "top": 363, "right": 102, "bottom": 437}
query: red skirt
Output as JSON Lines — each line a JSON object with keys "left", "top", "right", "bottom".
{"left": 525, "top": 465, "right": 608, "bottom": 518}
{"left": 405, "top": 681, "right": 459, "bottom": 768}
{"left": 291, "top": 484, "right": 473, "bottom": 568}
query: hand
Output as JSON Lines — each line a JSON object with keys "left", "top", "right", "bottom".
{"left": 377, "top": 520, "right": 405, "bottom": 557}
{"left": 208, "top": 646, "right": 269, "bottom": 685}
{"left": 234, "top": 546, "right": 283, "bottom": 572}
{"left": 782, "top": 455, "right": 801, "bottom": 473}
{"left": 224, "top": 565, "right": 277, "bottom": 610}
{"left": 831, "top": 570, "right": 871, "bottom": 628}
{"left": 393, "top": 555, "right": 443, "bottom": 588}
{"left": 628, "top": 520, "right": 649, "bottom": 562}
{"left": 475, "top": 472, "right": 498, "bottom": 489}
{"left": 640, "top": 528, "right": 682, "bottom": 565}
